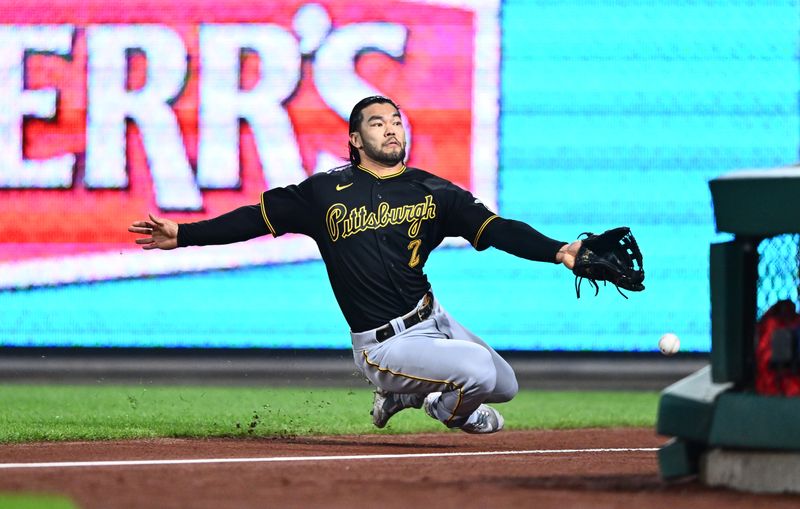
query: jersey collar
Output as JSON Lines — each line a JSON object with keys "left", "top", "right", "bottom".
{"left": 357, "top": 163, "right": 406, "bottom": 180}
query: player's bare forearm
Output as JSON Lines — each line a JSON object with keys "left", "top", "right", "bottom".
{"left": 128, "top": 213, "right": 178, "bottom": 250}
{"left": 556, "top": 240, "right": 582, "bottom": 270}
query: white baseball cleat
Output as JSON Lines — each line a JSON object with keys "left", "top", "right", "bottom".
{"left": 371, "top": 389, "right": 424, "bottom": 428}
{"left": 422, "top": 391, "right": 443, "bottom": 421}
{"left": 459, "top": 404, "right": 504, "bottom": 434}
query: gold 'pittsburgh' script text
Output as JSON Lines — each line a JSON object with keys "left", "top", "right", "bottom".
{"left": 326, "top": 195, "right": 436, "bottom": 242}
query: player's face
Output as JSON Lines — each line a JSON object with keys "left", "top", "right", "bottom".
{"left": 350, "top": 103, "right": 407, "bottom": 167}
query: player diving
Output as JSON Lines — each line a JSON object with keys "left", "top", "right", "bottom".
{"left": 128, "top": 95, "right": 643, "bottom": 434}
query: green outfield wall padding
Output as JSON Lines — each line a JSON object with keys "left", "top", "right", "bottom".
{"left": 710, "top": 241, "right": 758, "bottom": 385}
{"left": 658, "top": 437, "right": 704, "bottom": 480}
{"left": 656, "top": 366, "right": 732, "bottom": 442}
{"left": 710, "top": 169, "right": 800, "bottom": 236}
{"left": 709, "top": 392, "right": 800, "bottom": 451}
{"left": 657, "top": 393, "right": 715, "bottom": 443}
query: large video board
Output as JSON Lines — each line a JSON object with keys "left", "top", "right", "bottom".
{"left": 1, "top": 1, "right": 797, "bottom": 350}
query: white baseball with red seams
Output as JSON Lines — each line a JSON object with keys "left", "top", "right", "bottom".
{"left": 658, "top": 333, "right": 680, "bottom": 355}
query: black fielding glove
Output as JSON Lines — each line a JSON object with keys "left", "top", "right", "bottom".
{"left": 572, "top": 226, "right": 645, "bottom": 298}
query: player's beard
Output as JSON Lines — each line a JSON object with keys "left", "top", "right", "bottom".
{"left": 362, "top": 139, "right": 406, "bottom": 166}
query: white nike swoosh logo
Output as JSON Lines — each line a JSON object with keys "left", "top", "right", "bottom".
{"left": 336, "top": 183, "right": 354, "bottom": 191}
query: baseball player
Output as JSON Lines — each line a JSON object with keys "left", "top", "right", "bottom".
{"left": 129, "top": 96, "right": 582, "bottom": 434}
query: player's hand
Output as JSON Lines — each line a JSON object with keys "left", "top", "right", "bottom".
{"left": 128, "top": 213, "right": 179, "bottom": 250}
{"left": 556, "top": 240, "right": 582, "bottom": 270}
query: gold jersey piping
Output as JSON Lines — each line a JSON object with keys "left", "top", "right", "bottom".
{"left": 362, "top": 350, "right": 464, "bottom": 426}
{"left": 472, "top": 215, "right": 499, "bottom": 248}
{"left": 259, "top": 193, "right": 277, "bottom": 236}
{"left": 357, "top": 163, "right": 406, "bottom": 179}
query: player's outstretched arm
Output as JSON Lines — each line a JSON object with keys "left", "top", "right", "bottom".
{"left": 128, "top": 213, "right": 178, "bottom": 250}
{"left": 128, "top": 205, "right": 269, "bottom": 249}
{"left": 478, "top": 217, "right": 581, "bottom": 269}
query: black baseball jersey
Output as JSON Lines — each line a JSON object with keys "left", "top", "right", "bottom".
{"left": 259, "top": 164, "right": 496, "bottom": 332}
{"left": 178, "top": 163, "right": 566, "bottom": 333}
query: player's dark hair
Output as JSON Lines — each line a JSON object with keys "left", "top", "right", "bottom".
{"left": 348, "top": 96, "right": 400, "bottom": 166}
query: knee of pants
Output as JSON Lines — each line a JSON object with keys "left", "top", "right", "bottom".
{"left": 493, "top": 376, "right": 519, "bottom": 403}
{"left": 460, "top": 350, "right": 498, "bottom": 398}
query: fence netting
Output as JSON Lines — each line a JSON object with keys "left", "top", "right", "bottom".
{"left": 757, "top": 234, "right": 800, "bottom": 318}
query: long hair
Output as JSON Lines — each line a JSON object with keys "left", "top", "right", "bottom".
{"left": 348, "top": 96, "right": 400, "bottom": 166}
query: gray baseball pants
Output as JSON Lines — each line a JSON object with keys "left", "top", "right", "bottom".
{"left": 351, "top": 292, "right": 518, "bottom": 428}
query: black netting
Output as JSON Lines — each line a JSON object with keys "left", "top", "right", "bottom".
{"left": 757, "top": 234, "right": 800, "bottom": 318}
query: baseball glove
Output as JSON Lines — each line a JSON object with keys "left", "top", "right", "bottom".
{"left": 572, "top": 226, "right": 645, "bottom": 298}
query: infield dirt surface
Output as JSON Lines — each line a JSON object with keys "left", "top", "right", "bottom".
{"left": 0, "top": 427, "right": 797, "bottom": 508}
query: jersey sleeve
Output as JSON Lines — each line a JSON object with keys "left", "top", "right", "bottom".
{"left": 260, "top": 177, "right": 316, "bottom": 237}
{"left": 177, "top": 205, "right": 269, "bottom": 247}
{"left": 439, "top": 181, "right": 499, "bottom": 249}
{"left": 477, "top": 217, "right": 566, "bottom": 263}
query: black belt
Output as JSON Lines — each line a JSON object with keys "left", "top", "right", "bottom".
{"left": 376, "top": 292, "right": 434, "bottom": 342}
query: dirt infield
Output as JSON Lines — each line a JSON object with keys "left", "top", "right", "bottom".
{"left": 0, "top": 428, "right": 797, "bottom": 508}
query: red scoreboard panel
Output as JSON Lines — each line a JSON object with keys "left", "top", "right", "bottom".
{"left": 0, "top": 0, "right": 499, "bottom": 288}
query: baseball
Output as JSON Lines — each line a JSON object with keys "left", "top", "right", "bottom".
{"left": 658, "top": 333, "right": 680, "bottom": 355}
